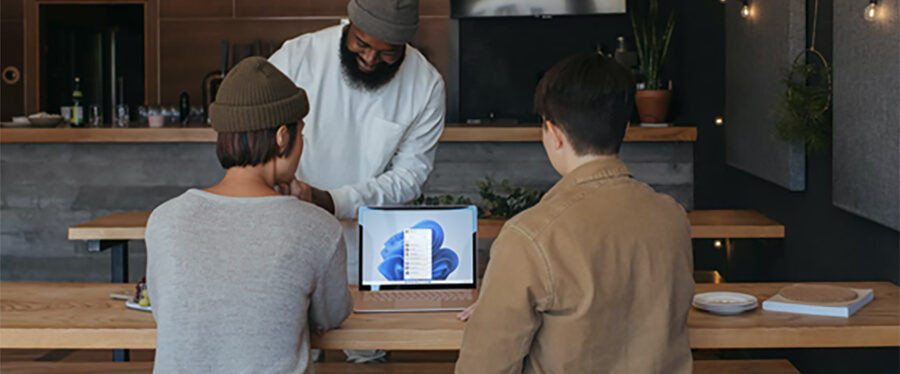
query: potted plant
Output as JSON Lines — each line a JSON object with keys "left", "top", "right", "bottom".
{"left": 631, "top": 0, "right": 676, "bottom": 125}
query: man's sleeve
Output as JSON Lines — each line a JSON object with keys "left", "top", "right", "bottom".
{"left": 269, "top": 39, "right": 301, "bottom": 81}
{"left": 328, "top": 79, "right": 446, "bottom": 219}
{"left": 455, "top": 225, "right": 553, "bottom": 374}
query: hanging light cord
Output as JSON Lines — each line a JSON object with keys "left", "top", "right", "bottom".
{"left": 789, "top": 0, "right": 831, "bottom": 113}
{"left": 810, "top": 0, "right": 819, "bottom": 52}
{"left": 798, "top": 0, "right": 827, "bottom": 69}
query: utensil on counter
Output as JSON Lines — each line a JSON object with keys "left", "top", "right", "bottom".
{"left": 232, "top": 43, "right": 242, "bottom": 69}
{"left": 115, "top": 105, "right": 130, "bottom": 128}
{"left": 245, "top": 44, "right": 255, "bottom": 60}
{"left": 114, "top": 78, "right": 129, "bottom": 128}
{"left": 109, "top": 292, "right": 133, "bottom": 301}
{"left": 88, "top": 105, "right": 103, "bottom": 128}
{"left": 202, "top": 40, "right": 230, "bottom": 123}
{"left": 179, "top": 92, "right": 190, "bottom": 125}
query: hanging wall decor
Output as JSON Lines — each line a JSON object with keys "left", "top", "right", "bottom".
{"left": 773, "top": 0, "right": 833, "bottom": 153}
{"left": 725, "top": 0, "right": 807, "bottom": 191}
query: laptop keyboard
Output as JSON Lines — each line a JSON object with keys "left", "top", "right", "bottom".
{"left": 362, "top": 290, "right": 474, "bottom": 302}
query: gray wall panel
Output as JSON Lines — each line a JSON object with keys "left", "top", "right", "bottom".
{"left": 725, "top": 0, "right": 807, "bottom": 191}
{"left": 833, "top": 0, "right": 900, "bottom": 230}
{"left": 1, "top": 141, "right": 693, "bottom": 281}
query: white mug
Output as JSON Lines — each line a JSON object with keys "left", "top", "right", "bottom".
{"left": 148, "top": 115, "right": 165, "bottom": 128}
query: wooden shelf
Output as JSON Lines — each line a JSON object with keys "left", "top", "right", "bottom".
{"left": 687, "top": 210, "right": 785, "bottom": 239}
{"left": 69, "top": 209, "right": 783, "bottom": 241}
{"left": 694, "top": 270, "right": 726, "bottom": 284}
{"left": 2, "top": 125, "right": 697, "bottom": 144}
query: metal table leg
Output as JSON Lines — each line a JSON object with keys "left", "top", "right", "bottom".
{"left": 87, "top": 240, "right": 129, "bottom": 283}
{"left": 109, "top": 242, "right": 129, "bottom": 284}
{"left": 113, "top": 349, "right": 131, "bottom": 362}
{"left": 88, "top": 239, "right": 131, "bottom": 362}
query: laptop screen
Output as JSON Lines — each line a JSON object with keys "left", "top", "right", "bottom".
{"left": 359, "top": 206, "right": 478, "bottom": 290}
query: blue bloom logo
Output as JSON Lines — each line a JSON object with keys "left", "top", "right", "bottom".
{"left": 377, "top": 220, "right": 459, "bottom": 281}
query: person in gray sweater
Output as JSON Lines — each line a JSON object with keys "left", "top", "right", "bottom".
{"left": 146, "top": 57, "right": 352, "bottom": 374}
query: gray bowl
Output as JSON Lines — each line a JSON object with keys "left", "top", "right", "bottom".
{"left": 28, "top": 117, "right": 63, "bottom": 128}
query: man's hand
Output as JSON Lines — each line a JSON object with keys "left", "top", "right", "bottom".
{"left": 278, "top": 178, "right": 312, "bottom": 202}
{"left": 457, "top": 302, "right": 477, "bottom": 322}
{"left": 278, "top": 178, "right": 336, "bottom": 215}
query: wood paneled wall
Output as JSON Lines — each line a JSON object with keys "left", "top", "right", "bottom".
{"left": 1, "top": 0, "right": 25, "bottom": 120}
{"left": 158, "top": 0, "right": 450, "bottom": 105}
{"left": 1, "top": 0, "right": 449, "bottom": 119}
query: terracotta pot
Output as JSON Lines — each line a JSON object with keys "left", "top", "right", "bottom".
{"left": 635, "top": 89, "right": 672, "bottom": 125}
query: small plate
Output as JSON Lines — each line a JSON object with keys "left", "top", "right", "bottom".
{"left": 693, "top": 292, "right": 758, "bottom": 315}
{"left": 0, "top": 121, "right": 30, "bottom": 128}
{"left": 125, "top": 299, "right": 152, "bottom": 312}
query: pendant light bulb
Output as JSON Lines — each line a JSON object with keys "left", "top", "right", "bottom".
{"left": 741, "top": 3, "right": 751, "bottom": 18}
{"left": 864, "top": 1, "right": 878, "bottom": 22}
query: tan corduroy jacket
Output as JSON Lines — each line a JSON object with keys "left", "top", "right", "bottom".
{"left": 456, "top": 158, "right": 694, "bottom": 374}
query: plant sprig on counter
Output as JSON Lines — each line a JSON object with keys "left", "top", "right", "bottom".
{"left": 416, "top": 178, "right": 544, "bottom": 219}
{"left": 477, "top": 177, "right": 543, "bottom": 219}
{"left": 415, "top": 194, "right": 474, "bottom": 206}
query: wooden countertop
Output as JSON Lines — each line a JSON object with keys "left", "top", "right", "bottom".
{"left": 69, "top": 210, "right": 785, "bottom": 241}
{"left": 0, "top": 126, "right": 697, "bottom": 143}
{"left": 1, "top": 282, "right": 896, "bottom": 350}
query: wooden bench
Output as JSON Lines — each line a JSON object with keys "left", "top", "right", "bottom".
{"left": 0, "top": 360, "right": 800, "bottom": 374}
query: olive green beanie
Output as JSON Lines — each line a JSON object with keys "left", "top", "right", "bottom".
{"left": 208, "top": 56, "right": 309, "bottom": 133}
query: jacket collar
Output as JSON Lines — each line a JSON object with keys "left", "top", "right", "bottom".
{"left": 543, "top": 157, "right": 631, "bottom": 200}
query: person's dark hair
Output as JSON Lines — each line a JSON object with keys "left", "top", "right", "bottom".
{"left": 215, "top": 123, "right": 299, "bottom": 169}
{"left": 534, "top": 52, "right": 636, "bottom": 155}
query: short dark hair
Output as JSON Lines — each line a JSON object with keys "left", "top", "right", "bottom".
{"left": 215, "top": 123, "right": 299, "bottom": 169}
{"left": 534, "top": 52, "right": 636, "bottom": 155}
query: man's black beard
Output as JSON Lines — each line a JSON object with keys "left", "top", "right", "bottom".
{"left": 340, "top": 28, "right": 405, "bottom": 91}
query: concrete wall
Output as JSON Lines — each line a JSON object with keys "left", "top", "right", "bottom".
{"left": 0, "top": 141, "right": 693, "bottom": 282}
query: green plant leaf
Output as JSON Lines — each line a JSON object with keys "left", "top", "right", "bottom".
{"left": 773, "top": 56, "right": 833, "bottom": 152}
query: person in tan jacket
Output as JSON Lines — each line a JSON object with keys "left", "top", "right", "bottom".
{"left": 455, "top": 52, "right": 695, "bottom": 374}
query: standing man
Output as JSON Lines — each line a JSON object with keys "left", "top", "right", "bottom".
{"left": 269, "top": 0, "right": 445, "bottom": 363}
{"left": 269, "top": 0, "right": 444, "bottom": 282}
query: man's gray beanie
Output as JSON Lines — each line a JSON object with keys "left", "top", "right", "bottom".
{"left": 348, "top": 0, "right": 419, "bottom": 45}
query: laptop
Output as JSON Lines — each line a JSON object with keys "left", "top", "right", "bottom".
{"left": 355, "top": 206, "right": 479, "bottom": 313}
